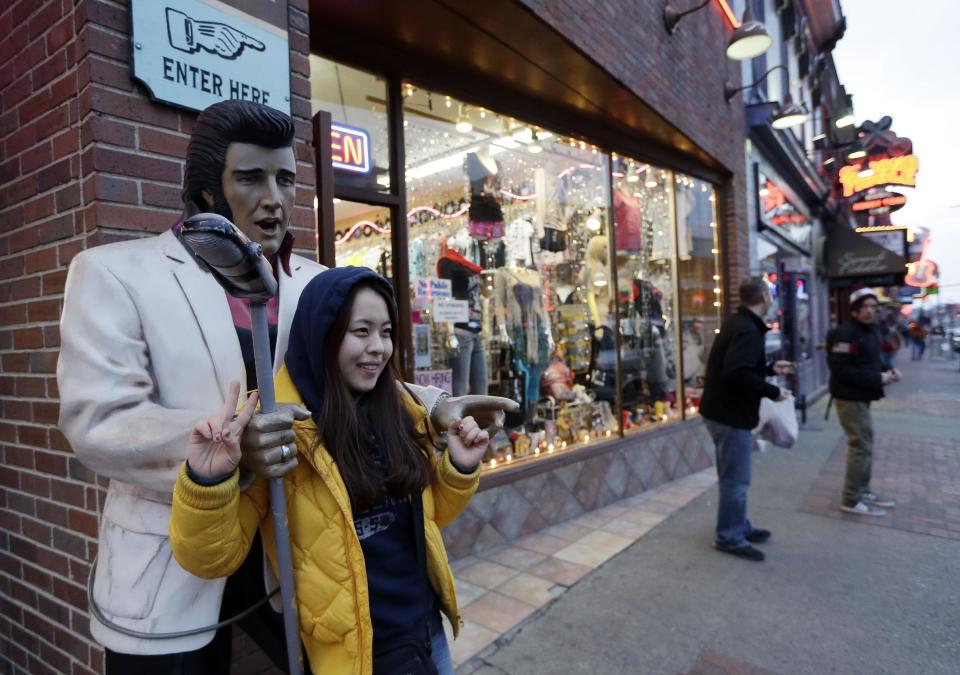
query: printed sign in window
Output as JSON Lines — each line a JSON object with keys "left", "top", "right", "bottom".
{"left": 413, "top": 369, "right": 453, "bottom": 394}
{"left": 415, "top": 278, "right": 452, "bottom": 298}
{"left": 432, "top": 299, "right": 469, "bottom": 323}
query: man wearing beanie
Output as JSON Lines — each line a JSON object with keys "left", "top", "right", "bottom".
{"left": 827, "top": 287, "right": 901, "bottom": 517}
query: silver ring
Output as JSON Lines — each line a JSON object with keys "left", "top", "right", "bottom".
{"left": 280, "top": 444, "right": 292, "bottom": 461}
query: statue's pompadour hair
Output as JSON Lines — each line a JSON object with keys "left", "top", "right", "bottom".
{"left": 182, "top": 100, "right": 295, "bottom": 218}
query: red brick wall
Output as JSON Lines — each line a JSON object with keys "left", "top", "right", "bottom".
{"left": 520, "top": 0, "right": 751, "bottom": 295}
{"left": 0, "top": 1, "right": 315, "bottom": 673}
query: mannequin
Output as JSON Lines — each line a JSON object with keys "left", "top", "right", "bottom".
{"left": 581, "top": 235, "right": 611, "bottom": 339}
{"left": 466, "top": 152, "right": 504, "bottom": 240}
{"left": 437, "top": 249, "right": 487, "bottom": 396}
{"left": 494, "top": 259, "right": 552, "bottom": 418}
{"left": 505, "top": 217, "right": 535, "bottom": 267}
{"left": 535, "top": 165, "right": 567, "bottom": 252}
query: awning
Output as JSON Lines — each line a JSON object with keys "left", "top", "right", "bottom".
{"left": 308, "top": 0, "right": 734, "bottom": 181}
{"left": 825, "top": 220, "right": 906, "bottom": 282}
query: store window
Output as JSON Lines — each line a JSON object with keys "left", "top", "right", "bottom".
{"left": 333, "top": 200, "right": 392, "bottom": 276}
{"left": 402, "top": 85, "right": 616, "bottom": 471}
{"left": 310, "top": 56, "right": 391, "bottom": 193}
{"left": 757, "top": 170, "right": 812, "bottom": 251}
{"left": 757, "top": 237, "right": 783, "bottom": 357}
{"left": 674, "top": 175, "right": 722, "bottom": 416}
{"left": 612, "top": 157, "right": 681, "bottom": 431}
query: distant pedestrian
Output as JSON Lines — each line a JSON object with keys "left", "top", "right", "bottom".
{"left": 699, "top": 278, "right": 793, "bottom": 562}
{"left": 909, "top": 321, "right": 928, "bottom": 360}
{"left": 879, "top": 319, "right": 902, "bottom": 370}
{"left": 827, "top": 288, "right": 900, "bottom": 517}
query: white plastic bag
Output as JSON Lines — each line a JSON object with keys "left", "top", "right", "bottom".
{"left": 757, "top": 395, "right": 799, "bottom": 448}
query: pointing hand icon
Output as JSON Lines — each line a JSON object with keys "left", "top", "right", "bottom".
{"left": 166, "top": 8, "right": 265, "bottom": 60}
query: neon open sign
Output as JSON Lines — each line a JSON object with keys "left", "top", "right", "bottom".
{"left": 331, "top": 123, "right": 370, "bottom": 174}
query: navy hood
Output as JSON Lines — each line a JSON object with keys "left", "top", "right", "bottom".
{"left": 285, "top": 266, "right": 396, "bottom": 420}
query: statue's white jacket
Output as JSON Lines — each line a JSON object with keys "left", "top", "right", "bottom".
{"left": 57, "top": 229, "right": 442, "bottom": 655}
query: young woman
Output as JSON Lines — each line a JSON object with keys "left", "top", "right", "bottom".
{"left": 169, "top": 267, "right": 489, "bottom": 674}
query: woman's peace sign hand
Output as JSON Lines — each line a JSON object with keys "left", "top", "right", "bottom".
{"left": 187, "top": 381, "right": 259, "bottom": 481}
{"left": 446, "top": 416, "right": 489, "bottom": 472}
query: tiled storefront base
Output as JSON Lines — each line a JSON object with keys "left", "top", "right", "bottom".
{"left": 442, "top": 419, "right": 716, "bottom": 558}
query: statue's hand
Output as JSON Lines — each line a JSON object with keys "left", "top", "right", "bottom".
{"left": 432, "top": 395, "right": 520, "bottom": 436}
{"left": 239, "top": 403, "right": 311, "bottom": 478}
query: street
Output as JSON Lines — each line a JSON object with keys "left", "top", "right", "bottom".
{"left": 459, "top": 354, "right": 960, "bottom": 675}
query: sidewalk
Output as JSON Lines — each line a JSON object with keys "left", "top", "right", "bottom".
{"left": 455, "top": 355, "right": 960, "bottom": 674}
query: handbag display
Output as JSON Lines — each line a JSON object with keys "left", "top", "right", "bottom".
{"left": 371, "top": 495, "right": 439, "bottom": 675}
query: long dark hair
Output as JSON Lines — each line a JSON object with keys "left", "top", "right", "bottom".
{"left": 315, "top": 280, "right": 433, "bottom": 513}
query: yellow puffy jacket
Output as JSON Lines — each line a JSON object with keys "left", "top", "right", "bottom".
{"left": 170, "top": 367, "right": 479, "bottom": 674}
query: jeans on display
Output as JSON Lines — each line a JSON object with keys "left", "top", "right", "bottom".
{"left": 450, "top": 328, "right": 488, "bottom": 396}
{"left": 835, "top": 399, "right": 874, "bottom": 507}
{"left": 703, "top": 418, "right": 754, "bottom": 549}
{"left": 513, "top": 357, "right": 544, "bottom": 419}
{"left": 431, "top": 628, "right": 454, "bottom": 675}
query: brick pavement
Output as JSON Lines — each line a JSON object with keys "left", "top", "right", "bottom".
{"left": 871, "top": 357, "right": 960, "bottom": 416}
{"left": 800, "top": 433, "right": 960, "bottom": 540}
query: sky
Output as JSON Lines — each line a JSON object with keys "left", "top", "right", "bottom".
{"left": 831, "top": 0, "right": 960, "bottom": 304}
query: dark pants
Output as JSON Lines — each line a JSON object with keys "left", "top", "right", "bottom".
{"left": 836, "top": 399, "right": 873, "bottom": 507}
{"left": 105, "top": 533, "right": 297, "bottom": 675}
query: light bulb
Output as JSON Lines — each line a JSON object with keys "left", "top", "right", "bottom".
{"left": 835, "top": 113, "right": 855, "bottom": 128}
{"left": 586, "top": 215, "right": 601, "bottom": 231}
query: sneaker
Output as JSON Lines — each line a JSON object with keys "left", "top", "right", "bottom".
{"left": 746, "top": 528, "right": 772, "bottom": 543}
{"left": 714, "top": 543, "right": 765, "bottom": 561}
{"left": 862, "top": 492, "right": 896, "bottom": 508}
{"left": 840, "top": 501, "right": 887, "bottom": 517}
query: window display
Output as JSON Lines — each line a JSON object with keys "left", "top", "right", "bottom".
{"left": 333, "top": 200, "right": 391, "bottom": 276}
{"left": 675, "top": 175, "right": 723, "bottom": 415}
{"left": 309, "top": 58, "right": 728, "bottom": 474}
{"left": 612, "top": 159, "right": 681, "bottom": 431}
{"left": 402, "top": 85, "right": 616, "bottom": 471}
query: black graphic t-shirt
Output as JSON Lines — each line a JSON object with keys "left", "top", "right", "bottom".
{"left": 354, "top": 436, "right": 441, "bottom": 643}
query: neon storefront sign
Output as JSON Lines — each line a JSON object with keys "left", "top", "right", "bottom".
{"left": 851, "top": 193, "right": 907, "bottom": 213}
{"left": 330, "top": 123, "right": 371, "bottom": 174}
{"left": 839, "top": 154, "right": 919, "bottom": 197}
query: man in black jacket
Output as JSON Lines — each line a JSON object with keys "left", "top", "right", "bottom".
{"left": 700, "top": 278, "right": 793, "bottom": 561}
{"left": 827, "top": 287, "right": 901, "bottom": 517}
